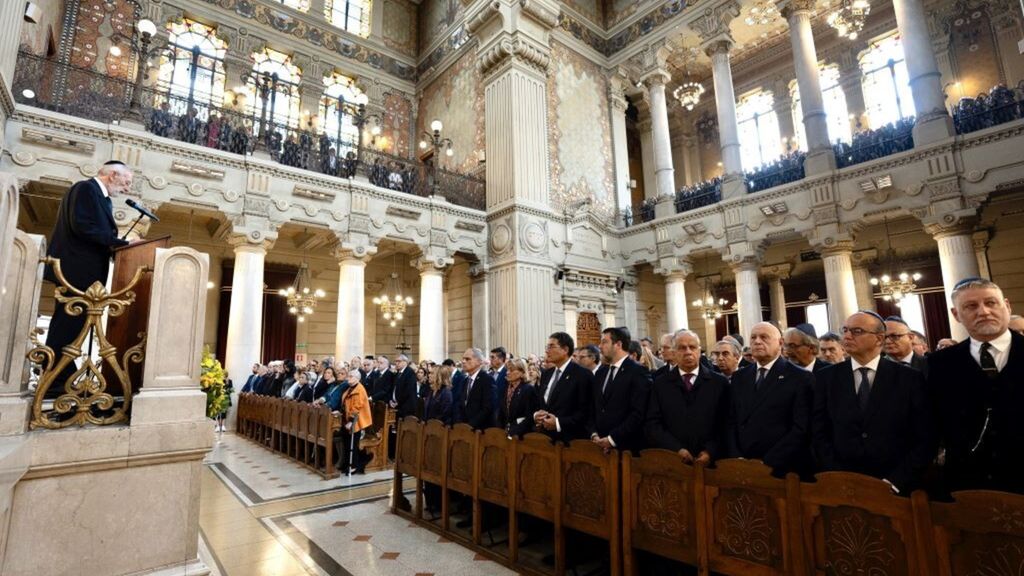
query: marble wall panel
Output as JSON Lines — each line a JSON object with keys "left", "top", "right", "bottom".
{"left": 382, "top": 0, "right": 418, "bottom": 59}
{"left": 547, "top": 41, "right": 615, "bottom": 216}
{"left": 416, "top": 46, "right": 484, "bottom": 174}
{"left": 382, "top": 91, "right": 413, "bottom": 158}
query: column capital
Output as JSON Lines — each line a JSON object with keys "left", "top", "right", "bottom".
{"left": 693, "top": 0, "right": 741, "bottom": 44}
{"left": 640, "top": 69, "right": 672, "bottom": 89}
{"left": 702, "top": 37, "right": 735, "bottom": 58}
{"left": 654, "top": 258, "right": 693, "bottom": 278}
{"left": 921, "top": 212, "right": 978, "bottom": 240}
{"left": 851, "top": 247, "right": 879, "bottom": 268}
{"left": 778, "top": 0, "right": 817, "bottom": 19}
{"left": 468, "top": 263, "right": 488, "bottom": 279}
{"left": 412, "top": 254, "right": 453, "bottom": 274}
{"left": 760, "top": 263, "right": 792, "bottom": 280}
{"left": 333, "top": 245, "right": 376, "bottom": 263}
{"left": 972, "top": 229, "right": 991, "bottom": 250}
{"left": 727, "top": 251, "right": 764, "bottom": 272}
{"left": 818, "top": 239, "right": 856, "bottom": 257}
{"left": 226, "top": 229, "right": 275, "bottom": 252}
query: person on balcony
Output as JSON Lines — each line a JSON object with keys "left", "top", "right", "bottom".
{"left": 343, "top": 151, "right": 358, "bottom": 178}
{"left": 322, "top": 147, "right": 339, "bottom": 177}
{"left": 178, "top": 107, "right": 203, "bottom": 144}
{"left": 370, "top": 158, "right": 387, "bottom": 187}
{"left": 216, "top": 117, "right": 234, "bottom": 151}
{"left": 402, "top": 164, "right": 417, "bottom": 194}
{"left": 299, "top": 125, "right": 314, "bottom": 170}
{"left": 388, "top": 161, "right": 404, "bottom": 191}
{"left": 204, "top": 113, "right": 222, "bottom": 149}
{"left": 150, "top": 102, "right": 173, "bottom": 138}
{"left": 281, "top": 134, "right": 301, "bottom": 168}
{"left": 43, "top": 160, "right": 133, "bottom": 397}
{"left": 231, "top": 119, "right": 251, "bottom": 154}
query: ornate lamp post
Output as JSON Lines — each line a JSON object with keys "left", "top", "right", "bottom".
{"left": 124, "top": 18, "right": 173, "bottom": 123}
{"left": 419, "top": 119, "right": 454, "bottom": 195}
{"left": 351, "top": 102, "right": 382, "bottom": 161}
{"left": 240, "top": 70, "right": 282, "bottom": 143}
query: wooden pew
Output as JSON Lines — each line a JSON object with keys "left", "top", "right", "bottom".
{"left": 445, "top": 423, "right": 478, "bottom": 535}
{"left": 702, "top": 459, "right": 804, "bottom": 576}
{"left": 474, "top": 428, "right": 514, "bottom": 559}
{"left": 393, "top": 416, "right": 421, "bottom": 516}
{"left": 561, "top": 439, "right": 621, "bottom": 576}
{"left": 360, "top": 401, "right": 395, "bottom": 472}
{"left": 921, "top": 490, "right": 1024, "bottom": 576}
{"left": 420, "top": 420, "right": 449, "bottom": 521}
{"left": 512, "top": 433, "right": 563, "bottom": 572}
{"left": 234, "top": 394, "right": 342, "bottom": 480}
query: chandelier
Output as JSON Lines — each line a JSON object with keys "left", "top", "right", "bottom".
{"left": 827, "top": 0, "right": 871, "bottom": 40}
{"left": 691, "top": 276, "right": 730, "bottom": 320}
{"left": 745, "top": 0, "right": 780, "bottom": 26}
{"left": 278, "top": 262, "right": 325, "bottom": 323}
{"left": 673, "top": 81, "right": 706, "bottom": 111}
{"left": 372, "top": 256, "right": 414, "bottom": 327}
{"left": 870, "top": 218, "right": 922, "bottom": 307}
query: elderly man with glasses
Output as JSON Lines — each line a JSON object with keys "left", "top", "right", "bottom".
{"left": 811, "top": 310, "right": 933, "bottom": 493}
{"left": 883, "top": 316, "right": 929, "bottom": 378}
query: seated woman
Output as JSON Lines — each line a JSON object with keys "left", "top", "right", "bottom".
{"left": 339, "top": 368, "right": 373, "bottom": 474}
{"left": 284, "top": 370, "right": 306, "bottom": 400}
{"left": 501, "top": 358, "right": 540, "bottom": 438}
{"left": 313, "top": 367, "right": 342, "bottom": 411}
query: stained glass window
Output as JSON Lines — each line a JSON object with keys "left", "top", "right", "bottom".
{"left": 246, "top": 48, "right": 302, "bottom": 130}
{"left": 319, "top": 72, "right": 367, "bottom": 152}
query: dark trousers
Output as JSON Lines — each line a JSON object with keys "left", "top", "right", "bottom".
{"left": 337, "top": 429, "right": 366, "bottom": 471}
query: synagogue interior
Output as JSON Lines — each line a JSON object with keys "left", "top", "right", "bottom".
{"left": 0, "top": 0, "right": 1023, "bottom": 573}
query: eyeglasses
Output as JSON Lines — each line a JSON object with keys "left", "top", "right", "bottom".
{"left": 841, "top": 327, "right": 881, "bottom": 337}
{"left": 884, "top": 333, "right": 911, "bottom": 341}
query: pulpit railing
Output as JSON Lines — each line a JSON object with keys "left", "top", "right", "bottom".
{"left": 27, "top": 258, "right": 148, "bottom": 429}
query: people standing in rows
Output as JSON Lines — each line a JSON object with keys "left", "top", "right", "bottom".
{"left": 574, "top": 345, "right": 601, "bottom": 375}
{"left": 150, "top": 102, "right": 174, "bottom": 137}
{"left": 205, "top": 113, "right": 222, "bottom": 149}
{"left": 652, "top": 333, "right": 676, "bottom": 380}
{"left": 812, "top": 311, "right": 932, "bottom": 493}
{"left": 368, "top": 355, "right": 394, "bottom": 401}
{"left": 818, "top": 332, "right": 846, "bottom": 364}
{"left": 488, "top": 347, "right": 508, "bottom": 421}
{"left": 728, "top": 322, "right": 815, "bottom": 478}
{"left": 340, "top": 368, "right": 373, "bottom": 474}
{"left": 711, "top": 339, "right": 742, "bottom": 382}
{"left": 533, "top": 333, "right": 593, "bottom": 442}
{"left": 911, "top": 331, "right": 930, "bottom": 357}
{"left": 454, "top": 348, "right": 494, "bottom": 430}
{"left": 423, "top": 364, "right": 454, "bottom": 427}
{"left": 389, "top": 354, "right": 418, "bottom": 419}
{"left": 590, "top": 327, "right": 650, "bottom": 453}
{"left": 884, "top": 316, "right": 929, "bottom": 377}
{"left": 500, "top": 358, "right": 540, "bottom": 438}
{"left": 178, "top": 107, "right": 202, "bottom": 144}
{"left": 784, "top": 324, "right": 831, "bottom": 374}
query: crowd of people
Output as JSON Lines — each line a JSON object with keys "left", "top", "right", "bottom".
{"left": 952, "top": 82, "right": 1024, "bottom": 134}
{"left": 240, "top": 276, "right": 1024, "bottom": 499}
{"left": 834, "top": 117, "right": 916, "bottom": 168}
{"left": 673, "top": 177, "right": 722, "bottom": 213}
{"left": 745, "top": 151, "right": 806, "bottom": 194}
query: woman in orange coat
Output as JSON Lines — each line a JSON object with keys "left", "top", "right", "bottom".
{"left": 340, "top": 368, "right": 373, "bottom": 474}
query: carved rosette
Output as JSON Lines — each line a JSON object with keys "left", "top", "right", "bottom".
{"left": 637, "top": 477, "right": 687, "bottom": 540}
{"left": 716, "top": 491, "right": 778, "bottom": 566}
{"left": 564, "top": 462, "right": 606, "bottom": 520}
{"left": 822, "top": 508, "right": 899, "bottom": 574}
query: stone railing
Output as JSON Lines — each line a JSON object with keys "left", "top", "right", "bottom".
{"left": 675, "top": 178, "right": 722, "bottom": 213}
{"left": 12, "top": 52, "right": 486, "bottom": 211}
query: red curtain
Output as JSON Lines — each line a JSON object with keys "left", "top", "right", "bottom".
{"left": 214, "top": 262, "right": 299, "bottom": 364}
{"left": 921, "top": 292, "right": 952, "bottom": 348}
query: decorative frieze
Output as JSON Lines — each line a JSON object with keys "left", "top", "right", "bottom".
{"left": 386, "top": 205, "right": 422, "bottom": 220}
{"left": 171, "top": 159, "right": 225, "bottom": 180}
{"left": 292, "top": 185, "right": 336, "bottom": 202}
{"left": 21, "top": 128, "right": 95, "bottom": 154}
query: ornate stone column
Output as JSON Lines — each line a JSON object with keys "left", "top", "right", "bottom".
{"left": 469, "top": 265, "right": 490, "bottom": 351}
{"left": 637, "top": 116, "right": 657, "bottom": 202}
{"left": 656, "top": 261, "right": 691, "bottom": 333}
{"left": 224, "top": 227, "right": 275, "bottom": 427}
{"left": 973, "top": 230, "right": 991, "bottom": 279}
{"left": 850, "top": 249, "right": 878, "bottom": 312}
{"left": 762, "top": 263, "right": 792, "bottom": 332}
{"left": 415, "top": 256, "right": 450, "bottom": 362}
{"left": 334, "top": 245, "right": 375, "bottom": 363}
{"left": 927, "top": 221, "right": 980, "bottom": 341}
{"left": 893, "top": 0, "right": 955, "bottom": 144}
{"left": 563, "top": 298, "right": 579, "bottom": 343}
{"left": 839, "top": 60, "right": 868, "bottom": 134}
{"left": 609, "top": 75, "right": 633, "bottom": 216}
{"left": 820, "top": 243, "right": 859, "bottom": 332}
{"left": 781, "top": 0, "right": 836, "bottom": 174}
{"left": 730, "top": 257, "right": 763, "bottom": 341}
{"left": 468, "top": 0, "right": 560, "bottom": 354}
{"left": 639, "top": 62, "right": 676, "bottom": 201}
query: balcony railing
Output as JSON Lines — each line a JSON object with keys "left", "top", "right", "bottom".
{"left": 834, "top": 117, "right": 916, "bottom": 169}
{"left": 952, "top": 83, "right": 1024, "bottom": 135}
{"left": 12, "top": 52, "right": 486, "bottom": 211}
{"left": 675, "top": 178, "right": 722, "bottom": 213}
{"left": 745, "top": 152, "right": 805, "bottom": 194}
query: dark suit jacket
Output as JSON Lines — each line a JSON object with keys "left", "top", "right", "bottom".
{"left": 455, "top": 370, "right": 495, "bottom": 430}
{"left": 930, "top": 332, "right": 1024, "bottom": 495}
{"left": 645, "top": 367, "right": 730, "bottom": 459}
{"left": 591, "top": 358, "right": 651, "bottom": 451}
{"left": 491, "top": 366, "right": 508, "bottom": 419}
{"left": 241, "top": 374, "right": 260, "bottom": 393}
{"left": 451, "top": 370, "right": 467, "bottom": 411}
{"left": 311, "top": 376, "right": 329, "bottom": 401}
{"left": 535, "top": 361, "right": 594, "bottom": 442}
{"left": 370, "top": 370, "right": 395, "bottom": 402}
{"left": 391, "top": 367, "right": 418, "bottom": 419}
{"left": 727, "top": 357, "right": 814, "bottom": 476}
{"left": 424, "top": 387, "right": 454, "bottom": 426}
{"left": 502, "top": 383, "right": 540, "bottom": 437}
{"left": 887, "top": 353, "right": 929, "bottom": 379}
{"left": 45, "top": 178, "right": 128, "bottom": 290}
{"left": 812, "top": 357, "right": 933, "bottom": 491}
{"left": 295, "top": 384, "right": 314, "bottom": 403}
{"left": 365, "top": 369, "right": 381, "bottom": 393}
{"left": 809, "top": 358, "right": 833, "bottom": 375}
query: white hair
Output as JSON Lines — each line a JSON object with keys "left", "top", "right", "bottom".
{"left": 673, "top": 329, "right": 701, "bottom": 346}
{"left": 97, "top": 163, "right": 131, "bottom": 178}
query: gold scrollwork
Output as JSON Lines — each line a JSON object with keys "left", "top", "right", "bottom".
{"left": 28, "top": 257, "right": 148, "bottom": 430}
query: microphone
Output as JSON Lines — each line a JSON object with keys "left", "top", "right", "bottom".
{"left": 125, "top": 198, "right": 160, "bottom": 222}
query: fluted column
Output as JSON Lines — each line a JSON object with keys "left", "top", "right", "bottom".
{"left": 852, "top": 265, "right": 875, "bottom": 311}
{"left": 893, "top": 0, "right": 955, "bottom": 144}
{"left": 664, "top": 272, "right": 689, "bottom": 333}
{"left": 931, "top": 226, "right": 980, "bottom": 341}
{"left": 225, "top": 234, "right": 273, "bottom": 427}
{"left": 335, "top": 248, "right": 372, "bottom": 362}
{"left": 704, "top": 39, "right": 746, "bottom": 198}
{"left": 731, "top": 259, "right": 763, "bottom": 341}
{"left": 643, "top": 71, "right": 677, "bottom": 200}
{"left": 821, "top": 245, "right": 859, "bottom": 332}
{"left": 416, "top": 258, "right": 448, "bottom": 362}
{"left": 469, "top": 265, "right": 489, "bottom": 351}
{"left": 782, "top": 0, "right": 836, "bottom": 173}
{"left": 637, "top": 117, "right": 657, "bottom": 201}
{"left": 609, "top": 82, "right": 632, "bottom": 217}
{"left": 563, "top": 298, "right": 578, "bottom": 343}
{"left": 768, "top": 277, "right": 787, "bottom": 331}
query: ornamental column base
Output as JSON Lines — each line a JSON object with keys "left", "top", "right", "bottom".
{"left": 721, "top": 174, "right": 747, "bottom": 200}
{"left": 912, "top": 112, "right": 955, "bottom": 146}
{"left": 803, "top": 147, "right": 837, "bottom": 176}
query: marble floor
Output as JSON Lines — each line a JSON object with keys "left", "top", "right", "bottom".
{"left": 200, "top": 430, "right": 516, "bottom": 576}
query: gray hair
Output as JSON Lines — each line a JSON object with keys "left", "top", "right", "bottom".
{"left": 784, "top": 327, "right": 819, "bottom": 350}
{"left": 396, "top": 354, "right": 410, "bottom": 363}
{"left": 660, "top": 333, "right": 674, "bottom": 346}
{"left": 466, "top": 348, "right": 485, "bottom": 361}
{"left": 951, "top": 277, "right": 1002, "bottom": 305}
{"left": 97, "top": 163, "right": 131, "bottom": 177}
{"left": 820, "top": 331, "right": 842, "bottom": 343}
{"left": 673, "top": 329, "right": 701, "bottom": 346}
{"left": 715, "top": 339, "right": 741, "bottom": 356}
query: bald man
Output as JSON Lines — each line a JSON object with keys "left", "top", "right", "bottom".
{"left": 812, "top": 311, "right": 932, "bottom": 493}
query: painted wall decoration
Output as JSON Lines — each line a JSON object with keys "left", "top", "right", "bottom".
{"left": 606, "top": 0, "right": 645, "bottom": 28}
{"left": 949, "top": 5, "right": 1003, "bottom": 98}
{"left": 547, "top": 41, "right": 615, "bottom": 216}
{"left": 605, "top": 0, "right": 687, "bottom": 55}
{"left": 416, "top": 46, "right": 484, "bottom": 173}
{"left": 417, "top": 25, "right": 470, "bottom": 77}
{"left": 419, "top": 0, "right": 465, "bottom": 52}
{"left": 561, "top": 0, "right": 603, "bottom": 27}
{"left": 382, "top": 0, "right": 418, "bottom": 59}
{"left": 66, "top": 0, "right": 138, "bottom": 77}
{"left": 382, "top": 90, "right": 413, "bottom": 157}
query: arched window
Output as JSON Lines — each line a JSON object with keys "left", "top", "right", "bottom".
{"left": 790, "top": 65, "right": 852, "bottom": 150}
{"left": 859, "top": 34, "right": 915, "bottom": 129}
{"left": 319, "top": 72, "right": 367, "bottom": 153}
{"left": 325, "top": 0, "right": 372, "bottom": 37}
{"left": 157, "top": 19, "right": 227, "bottom": 117}
{"left": 245, "top": 49, "right": 302, "bottom": 131}
{"left": 736, "top": 90, "right": 783, "bottom": 171}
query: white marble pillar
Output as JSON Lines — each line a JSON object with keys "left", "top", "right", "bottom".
{"left": 821, "top": 247, "right": 859, "bottom": 333}
{"left": 563, "top": 299, "right": 578, "bottom": 343}
{"left": 768, "top": 276, "right": 788, "bottom": 331}
{"left": 732, "top": 260, "right": 763, "bottom": 341}
{"left": 644, "top": 72, "right": 676, "bottom": 200}
{"left": 417, "top": 261, "right": 446, "bottom": 362}
{"left": 470, "top": 266, "right": 489, "bottom": 351}
{"left": 224, "top": 239, "right": 269, "bottom": 410}
{"left": 934, "top": 229, "right": 980, "bottom": 341}
{"left": 852, "top": 265, "right": 876, "bottom": 311}
{"left": 610, "top": 87, "right": 632, "bottom": 216}
{"left": 893, "top": 0, "right": 955, "bottom": 144}
{"left": 335, "top": 252, "right": 367, "bottom": 362}
{"left": 705, "top": 39, "right": 745, "bottom": 198}
{"left": 664, "top": 272, "right": 689, "bottom": 333}
{"left": 638, "top": 118, "right": 657, "bottom": 201}
{"left": 783, "top": 0, "right": 836, "bottom": 173}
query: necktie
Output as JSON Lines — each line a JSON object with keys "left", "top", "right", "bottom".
{"left": 980, "top": 342, "right": 999, "bottom": 378}
{"left": 857, "top": 367, "right": 872, "bottom": 411}
{"left": 682, "top": 373, "right": 694, "bottom": 392}
{"left": 602, "top": 366, "right": 617, "bottom": 394}
{"left": 755, "top": 367, "right": 767, "bottom": 392}
{"left": 546, "top": 368, "right": 561, "bottom": 403}
{"left": 464, "top": 376, "right": 474, "bottom": 405}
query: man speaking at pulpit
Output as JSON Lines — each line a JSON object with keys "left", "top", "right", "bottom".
{"left": 43, "top": 161, "right": 133, "bottom": 393}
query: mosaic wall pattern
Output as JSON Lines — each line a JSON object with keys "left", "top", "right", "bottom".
{"left": 382, "top": 90, "right": 413, "bottom": 157}
{"left": 416, "top": 25, "right": 470, "bottom": 77}
{"left": 949, "top": 6, "right": 1002, "bottom": 98}
{"left": 557, "top": 0, "right": 690, "bottom": 57}
{"left": 605, "top": 0, "right": 644, "bottom": 28}
{"left": 67, "top": 0, "right": 138, "bottom": 78}
{"left": 416, "top": 46, "right": 484, "bottom": 173}
{"left": 561, "top": 0, "right": 603, "bottom": 27}
{"left": 195, "top": 0, "right": 416, "bottom": 80}
{"left": 382, "top": 0, "right": 418, "bottom": 59}
{"left": 547, "top": 41, "right": 615, "bottom": 216}
{"left": 419, "top": 0, "right": 465, "bottom": 52}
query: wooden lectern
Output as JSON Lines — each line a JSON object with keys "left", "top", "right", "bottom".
{"left": 105, "top": 235, "right": 171, "bottom": 397}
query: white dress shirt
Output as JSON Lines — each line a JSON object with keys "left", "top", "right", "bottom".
{"left": 850, "top": 355, "right": 882, "bottom": 392}
{"left": 94, "top": 177, "right": 110, "bottom": 198}
{"left": 970, "top": 329, "right": 1013, "bottom": 372}
{"left": 538, "top": 359, "right": 572, "bottom": 433}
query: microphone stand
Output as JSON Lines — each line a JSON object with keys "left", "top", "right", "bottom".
{"left": 121, "top": 212, "right": 146, "bottom": 241}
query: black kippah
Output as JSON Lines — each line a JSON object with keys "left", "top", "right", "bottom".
{"left": 103, "top": 160, "right": 127, "bottom": 167}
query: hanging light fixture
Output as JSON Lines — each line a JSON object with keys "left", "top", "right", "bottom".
{"left": 279, "top": 262, "right": 325, "bottom": 323}
{"left": 372, "top": 254, "right": 414, "bottom": 328}
{"left": 673, "top": 81, "right": 706, "bottom": 111}
{"left": 744, "top": 0, "right": 780, "bottom": 26}
{"left": 869, "top": 218, "right": 922, "bottom": 307}
{"left": 827, "top": 0, "right": 871, "bottom": 40}
{"left": 691, "top": 254, "right": 730, "bottom": 320}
